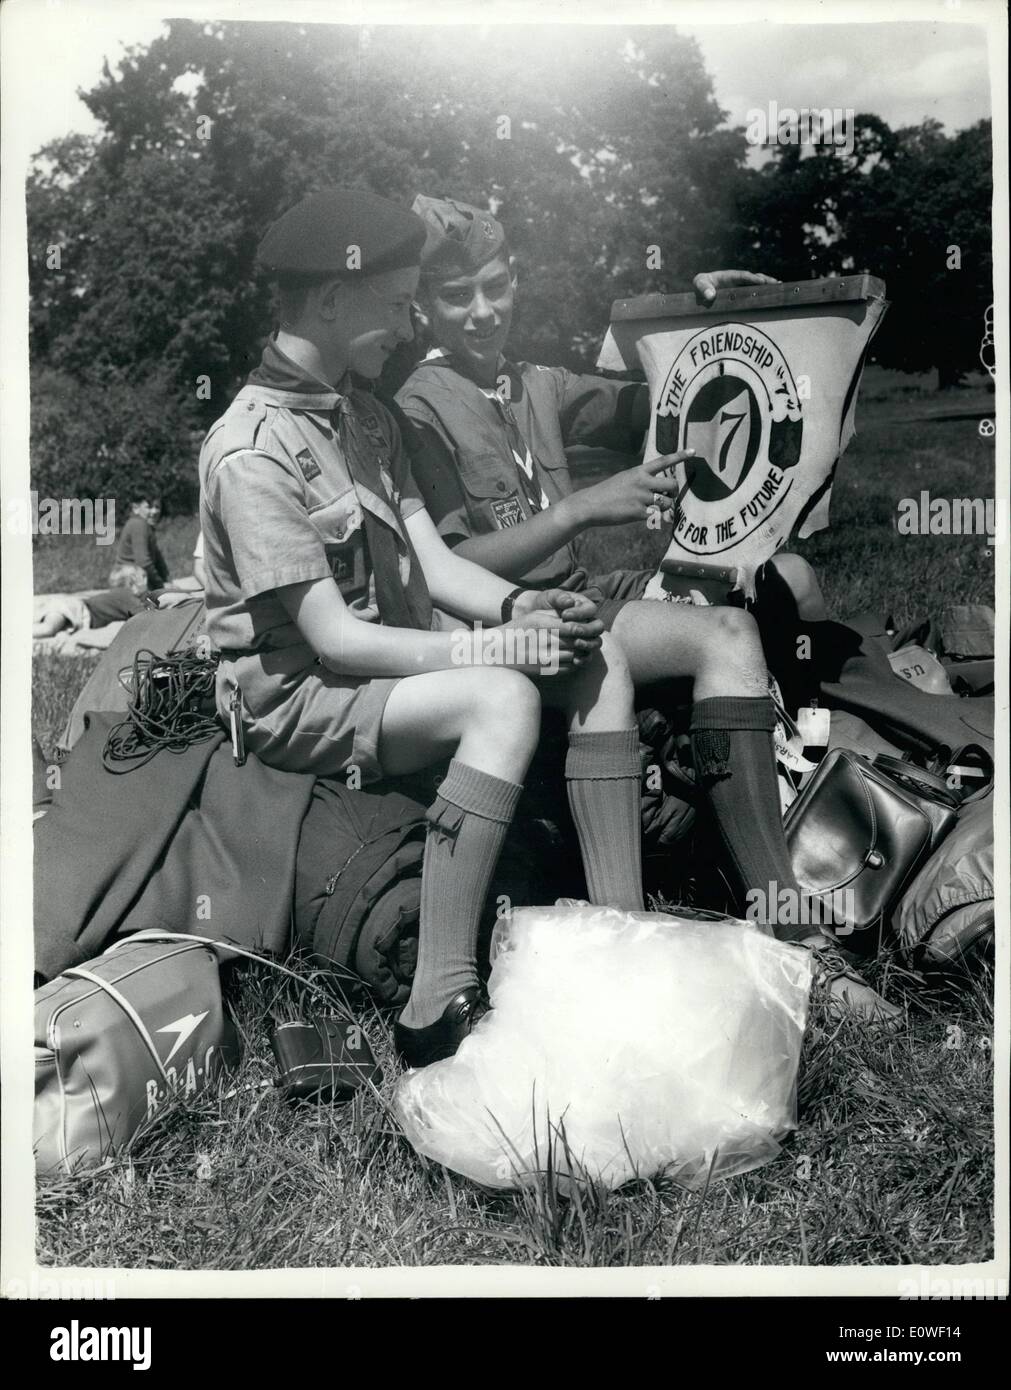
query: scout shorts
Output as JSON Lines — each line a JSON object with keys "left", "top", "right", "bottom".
{"left": 576, "top": 567, "right": 653, "bottom": 630}
{"left": 217, "top": 644, "right": 401, "bottom": 783}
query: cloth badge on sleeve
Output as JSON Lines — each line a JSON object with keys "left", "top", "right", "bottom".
{"left": 325, "top": 540, "right": 367, "bottom": 597}
{"left": 296, "top": 448, "right": 321, "bottom": 482}
{"left": 491, "top": 496, "right": 525, "bottom": 529}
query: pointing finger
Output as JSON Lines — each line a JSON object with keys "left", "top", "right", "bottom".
{"left": 644, "top": 450, "right": 694, "bottom": 475}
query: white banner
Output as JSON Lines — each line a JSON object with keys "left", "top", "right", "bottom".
{"left": 597, "top": 277, "right": 888, "bottom": 597}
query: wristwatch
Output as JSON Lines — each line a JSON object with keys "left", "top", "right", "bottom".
{"left": 500, "top": 587, "right": 525, "bottom": 623}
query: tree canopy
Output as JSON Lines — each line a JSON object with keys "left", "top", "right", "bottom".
{"left": 26, "top": 20, "right": 993, "bottom": 505}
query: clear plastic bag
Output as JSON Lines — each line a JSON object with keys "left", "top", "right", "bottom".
{"left": 395, "top": 905, "right": 812, "bottom": 1191}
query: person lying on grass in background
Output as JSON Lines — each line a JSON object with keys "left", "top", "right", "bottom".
{"left": 394, "top": 195, "right": 898, "bottom": 1024}
{"left": 33, "top": 563, "right": 194, "bottom": 651}
{"left": 110, "top": 494, "right": 202, "bottom": 594}
{"left": 33, "top": 564, "right": 151, "bottom": 648}
{"left": 199, "top": 187, "right": 663, "bottom": 1069}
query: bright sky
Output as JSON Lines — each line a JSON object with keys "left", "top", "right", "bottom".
{"left": 1, "top": 1, "right": 995, "bottom": 166}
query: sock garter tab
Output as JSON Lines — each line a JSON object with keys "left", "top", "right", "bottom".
{"left": 431, "top": 757, "right": 523, "bottom": 823}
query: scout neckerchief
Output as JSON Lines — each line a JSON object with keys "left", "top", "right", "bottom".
{"left": 424, "top": 349, "right": 550, "bottom": 512}
{"left": 250, "top": 337, "right": 433, "bottom": 632}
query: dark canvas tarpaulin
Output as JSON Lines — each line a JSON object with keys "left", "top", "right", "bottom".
{"left": 35, "top": 713, "right": 315, "bottom": 980}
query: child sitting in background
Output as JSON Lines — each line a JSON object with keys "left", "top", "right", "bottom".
{"left": 110, "top": 497, "right": 205, "bottom": 593}
{"left": 110, "top": 496, "right": 170, "bottom": 592}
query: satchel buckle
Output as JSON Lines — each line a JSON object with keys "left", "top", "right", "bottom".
{"left": 865, "top": 848, "right": 885, "bottom": 869}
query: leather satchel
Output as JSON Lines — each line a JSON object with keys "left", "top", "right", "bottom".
{"left": 784, "top": 748, "right": 959, "bottom": 955}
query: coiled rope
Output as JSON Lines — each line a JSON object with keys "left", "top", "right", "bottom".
{"left": 102, "top": 648, "right": 222, "bottom": 772}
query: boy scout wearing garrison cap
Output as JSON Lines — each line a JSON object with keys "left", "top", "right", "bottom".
{"left": 394, "top": 193, "right": 900, "bottom": 1023}
{"left": 199, "top": 187, "right": 659, "bottom": 1065}
{"left": 412, "top": 193, "right": 508, "bottom": 277}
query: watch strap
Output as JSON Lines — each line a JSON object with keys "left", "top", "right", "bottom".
{"left": 500, "top": 587, "right": 525, "bottom": 623}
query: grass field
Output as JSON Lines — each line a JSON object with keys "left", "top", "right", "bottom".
{"left": 30, "top": 367, "right": 996, "bottom": 1270}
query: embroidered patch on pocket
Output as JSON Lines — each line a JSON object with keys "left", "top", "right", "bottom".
{"left": 296, "top": 448, "right": 321, "bottom": 482}
{"left": 491, "top": 496, "right": 525, "bottom": 529}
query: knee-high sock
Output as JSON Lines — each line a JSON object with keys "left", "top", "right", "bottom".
{"left": 690, "top": 696, "right": 808, "bottom": 943}
{"left": 400, "top": 759, "right": 521, "bottom": 1030}
{"left": 565, "top": 728, "right": 644, "bottom": 911}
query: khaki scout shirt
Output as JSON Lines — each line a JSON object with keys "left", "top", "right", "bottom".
{"left": 395, "top": 353, "right": 644, "bottom": 588}
{"left": 199, "top": 378, "right": 425, "bottom": 659}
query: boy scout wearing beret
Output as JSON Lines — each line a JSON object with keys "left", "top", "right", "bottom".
{"left": 395, "top": 195, "right": 899, "bottom": 1022}
{"left": 199, "top": 188, "right": 658, "bottom": 1064}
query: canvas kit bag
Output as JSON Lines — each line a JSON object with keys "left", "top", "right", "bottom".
{"left": 34, "top": 936, "right": 240, "bottom": 1175}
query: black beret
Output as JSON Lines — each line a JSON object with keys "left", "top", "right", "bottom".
{"left": 412, "top": 194, "right": 507, "bottom": 277}
{"left": 257, "top": 188, "right": 427, "bottom": 278}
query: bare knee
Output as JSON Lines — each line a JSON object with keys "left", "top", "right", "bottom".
{"left": 561, "top": 630, "right": 636, "bottom": 728}
{"left": 692, "top": 607, "right": 768, "bottom": 697}
{"left": 766, "top": 551, "right": 809, "bottom": 591}
{"left": 598, "top": 630, "right": 633, "bottom": 685}
{"left": 574, "top": 631, "right": 634, "bottom": 691}
{"left": 711, "top": 605, "right": 761, "bottom": 649}
{"left": 465, "top": 668, "right": 541, "bottom": 745}
{"left": 766, "top": 553, "right": 826, "bottom": 619}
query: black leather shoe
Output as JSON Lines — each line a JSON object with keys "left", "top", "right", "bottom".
{"left": 394, "top": 987, "right": 491, "bottom": 1069}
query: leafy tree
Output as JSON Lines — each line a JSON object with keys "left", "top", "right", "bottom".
{"left": 733, "top": 115, "right": 993, "bottom": 386}
{"left": 26, "top": 17, "right": 993, "bottom": 515}
{"left": 28, "top": 18, "right": 755, "bottom": 406}
{"left": 27, "top": 134, "right": 103, "bottom": 362}
{"left": 30, "top": 367, "right": 197, "bottom": 516}
{"left": 837, "top": 118, "right": 993, "bottom": 387}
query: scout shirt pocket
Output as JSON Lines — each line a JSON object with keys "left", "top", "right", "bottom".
{"left": 456, "top": 450, "right": 527, "bottom": 531}
{"left": 307, "top": 488, "right": 368, "bottom": 602}
{"left": 531, "top": 448, "right": 573, "bottom": 504}
{"left": 455, "top": 445, "right": 578, "bottom": 589}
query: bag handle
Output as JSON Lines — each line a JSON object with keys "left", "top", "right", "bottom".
{"left": 872, "top": 754, "right": 959, "bottom": 807}
{"left": 105, "top": 931, "right": 353, "bottom": 1002}
{"left": 930, "top": 743, "right": 994, "bottom": 804}
{"left": 63, "top": 966, "right": 169, "bottom": 1084}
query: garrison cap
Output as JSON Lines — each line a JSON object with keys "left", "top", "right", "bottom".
{"left": 257, "top": 188, "right": 426, "bottom": 278}
{"left": 412, "top": 194, "right": 507, "bottom": 277}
